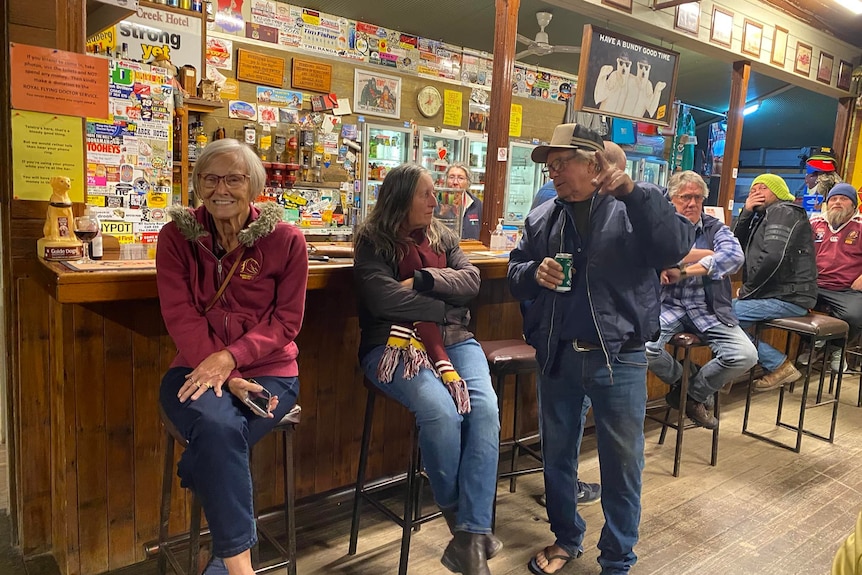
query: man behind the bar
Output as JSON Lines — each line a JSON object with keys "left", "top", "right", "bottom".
{"left": 732, "top": 174, "right": 818, "bottom": 391}
{"left": 508, "top": 123, "right": 693, "bottom": 575}
{"left": 646, "top": 171, "right": 757, "bottom": 429}
{"left": 808, "top": 183, "right": 862, "bottom": 371}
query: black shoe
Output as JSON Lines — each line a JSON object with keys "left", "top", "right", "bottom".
{"left": 665, "top": 385, "right": 681, "bottom": 410}
{"left": 441, "top": 508, "right": 502, "bottom": 559}
{"left": 441, "top": 532, "right": 491, "bottom": 575}
{"left": 685, "top": 398, "right": 718, "bottom": 430}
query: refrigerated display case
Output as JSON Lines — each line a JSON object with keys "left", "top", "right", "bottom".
{"left": 418, "top": 128, "right": 464, "bottom": 188}
{"left": 627, "top": 154, "right": 669, "bottom": 188}
{"left": 465, "top": 134, "right": 488, "bottom": 202}
{"left": 360, "top": 121, "right": 413, "bottom": 220}
{"left": 504, "top": 141, "right": 545, "bottom": 226}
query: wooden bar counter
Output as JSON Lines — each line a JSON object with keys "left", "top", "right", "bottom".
{"left": 24, "top": 250, "right": 527, "bottom": 575}
{"left": 24, "top": 249, "right": 728, "bottom": 575}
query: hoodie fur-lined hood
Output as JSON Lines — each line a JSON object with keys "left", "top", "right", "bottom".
{"left": 166, "top": 202, "right": 283, "bottom": 247}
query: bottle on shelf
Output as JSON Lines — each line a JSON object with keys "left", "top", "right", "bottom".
{"left": 195, "top": 122, "right": 208, "bottom": 158}
{"left": 258, "top": 124, "right": 272, "bottom": 161}
{"left": 274, "top": 124, "right": 286, "bottom": 162}
{"left": 243, "top": 123, "right": 257, "bottom": 151}
{"left": 490, "top": 218, "right": 506, "bottom": 251}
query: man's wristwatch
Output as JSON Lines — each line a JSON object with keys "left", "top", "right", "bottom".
{"left": 679, "top": 266, "right": 688, "bottom": 278}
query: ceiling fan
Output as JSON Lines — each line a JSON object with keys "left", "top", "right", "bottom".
{"left": 516, "top": 11, "right": 582, "bottom": 60}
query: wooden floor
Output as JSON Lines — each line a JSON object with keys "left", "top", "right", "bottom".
{"left": 5, "top": 381, "right": 862, "bottom": 575}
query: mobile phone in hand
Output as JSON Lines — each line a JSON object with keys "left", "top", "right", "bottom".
{"left": 242, "top": 384, "right": 272, "bottom": 417}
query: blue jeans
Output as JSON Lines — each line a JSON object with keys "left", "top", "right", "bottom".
{"left": 361, "top": 338, "right": 499, "bottom": 534}
{"left": 645, "top": 319, "right": 758, "bottom": 404}
{"left": 539, "top": 343, "right": 647, "bottom": 574}
{"left": 733, "top": 298, "right": 809, "bottom": 372}
{"left": 160, "top": 367, "right": 299, "bottom": 558}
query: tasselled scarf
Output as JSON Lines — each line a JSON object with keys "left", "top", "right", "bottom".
{"left": 376, "top": 229, "right": 471, "bottom": 414}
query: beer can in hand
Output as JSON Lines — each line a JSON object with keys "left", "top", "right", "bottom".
{"left": 554, "top": 253, "right": 573, "bottom": 292}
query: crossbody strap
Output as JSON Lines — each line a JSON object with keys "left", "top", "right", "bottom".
{"left": 204, "top": 249, "right": 244, "bottom": 314}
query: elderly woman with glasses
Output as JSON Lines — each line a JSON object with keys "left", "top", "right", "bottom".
{"left": 445, "top": 162, "right": 483, "bottom": 240}
{"left": 156, "top": 138, "right": 308, "bottom": 575}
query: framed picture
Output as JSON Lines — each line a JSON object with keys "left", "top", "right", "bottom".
{"left": 674, "top": 3, "right": 700, "bottom": 36}
{"left": 770, "top": 26, "right": 789, "bottom": 67}
{"left": 710, "top": 6, "right": 734, "bottom": 48}
{"left": 838, "top": 60, "right": 853, "bottom": 91}
{"left": 353, "top": 69, "right": 401, "bottom": 120}
{"left": 741, "top": 19, "right": 763, "bottom": 58}
{"left": 601, "top": 0, "right": 633, "bottom": 13}
{"left": 794, "top": 42, "right": 813, "bottom": 76}
{"left": 817, "top": 52, "right": 834, "bottom": 84}
{"left": 574, "top": 24, "right": 680, "bottom": 127}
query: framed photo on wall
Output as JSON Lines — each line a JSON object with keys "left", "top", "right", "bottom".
{"left": 838, "top": 60, "right": 853, "bottom": 91}
{"left": 601, "top": 0, "right": 633, "bottom": 13}
{"left": 771, "top": 26, "right": 789, "bottom": 67}
{"left": 573, "top": 24, "right": 680, "bottom": 127}
{"left": 353, "top": 69, "right": 401, "bottom": 120}
{"left": 710, "top": 6, "right": 734, "bottom": 48}
{"left": 741, "top": 19, "right": 763, "bottom": 58}
{"left": 674, "top": 3, "right": 700, "bottom": 36}
{"left": 817, "top": 52, "right": 834, "bottom": 84}
{"left": 794, "top": 42, "right": 813, "bottom": 76}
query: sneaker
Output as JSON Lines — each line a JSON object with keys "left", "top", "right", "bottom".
{"left": 578, "top": 481, "right": 601, "bottom": 505}
{"left": 754, "top": 359, "right": 802, "bottom": 391}
{"left": 538, "top": 481, "right": 601, "bottom": 507}
{"left": 684, "top": 398, "right": 718, "bottom": 429}
{"left": 830, "top": 349, "right": 857, "bottom": 374}
{"left": 797, "top": 341, "right": 825, "bottom": 366}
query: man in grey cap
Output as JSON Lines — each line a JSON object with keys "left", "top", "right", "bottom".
{"left": 809, "top": 182, "right": 862, "bottom": 371}
{"left": 508, "top": 123, "right": 693, "bottom": 575}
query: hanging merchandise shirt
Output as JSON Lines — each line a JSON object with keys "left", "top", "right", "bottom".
{"left": 671, "top": 106, "right": 696, "bottom": 173}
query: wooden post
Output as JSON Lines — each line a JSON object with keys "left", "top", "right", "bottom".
{"left": 717, "top": 61, "right": 750, "bottom": 220}
{"left": 832, "top": 97, "right": 854, "bottom": 172}
{"left": 481, "top": 0, "right": 520, "bottom": 245}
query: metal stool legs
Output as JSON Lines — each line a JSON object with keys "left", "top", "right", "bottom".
{"left": 742, "top": 323, "right": 845, "bottom": 453}
{"left": 348, "top": 385, "right": 438, "bottom": 575}
{"left": 647, "top": 338, "right": 719, "bottom": 477}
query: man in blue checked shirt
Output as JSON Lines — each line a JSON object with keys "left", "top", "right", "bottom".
{"left": 645, "top": 171, "right": 758, "bottom": 429}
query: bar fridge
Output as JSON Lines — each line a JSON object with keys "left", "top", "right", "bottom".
{"left": 465, "top": 133, "right": 488, "bottom": 202}
{"left": 627, "top": 154, "right": 669, "bottom": 188}
{"left": 417, "top": 128, "right": 464, "bottom": 188}
{"left": 504, "top": 141, "right": 545, "bottom": 227}
{"left": 360, "top": 121, "right": 413, "bottom": 220}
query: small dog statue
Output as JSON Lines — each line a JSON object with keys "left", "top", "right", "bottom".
{"left": 37, "top": 176, "right": 82, "bottom": 260}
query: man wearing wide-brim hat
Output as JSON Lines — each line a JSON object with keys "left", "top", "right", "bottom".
{"left": 508, "top": 123, "right": 694, "bottom": 575}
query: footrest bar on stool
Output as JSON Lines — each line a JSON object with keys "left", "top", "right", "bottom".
{"left": 741, "top": 429, "right": 803, "bottom": 453}
{"left": 774, "top": 423, "right": 835, "bottom": 443}
{"left": 498, "top": 466, "right": 544, "bottom": 480}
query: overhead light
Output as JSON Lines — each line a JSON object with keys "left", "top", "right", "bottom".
{"left": 743, "top": 102, "right": 760, "bottom": 116}
{"left": 834, "top": 0, "right": 862, "bottom": 14}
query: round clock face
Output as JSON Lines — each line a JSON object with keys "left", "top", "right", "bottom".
{"left": 417, "top": 86, "right": 442, "bottom": 118}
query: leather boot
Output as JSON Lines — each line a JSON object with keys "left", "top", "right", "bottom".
{"left": 441, "top": 531, "right": 491, "bottom": 575}
{"left": 440, "top": 508, "right": 503, "bottom": 559}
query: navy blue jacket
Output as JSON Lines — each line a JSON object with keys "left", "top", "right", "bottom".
{"left": 508, "top": 183, "right": 694, "bottom": 375}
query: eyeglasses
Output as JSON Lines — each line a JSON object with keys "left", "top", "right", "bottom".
{"left": 541, "top": 153, "right": 580, "bottom": 176}
{"left": 675, "top": 194, "right": 705, "bottom": 204}
{"left": 447, "top": 174, "right": 468, "bottom": 182}
{"left": 199, "top": 173, "right": 249, "bottom": 190}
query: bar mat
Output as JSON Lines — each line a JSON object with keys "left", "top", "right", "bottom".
{"left": 62, "top": 259, "right": 155, "bottom": 272}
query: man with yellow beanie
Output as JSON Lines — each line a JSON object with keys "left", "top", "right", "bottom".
{"left": 732, "top": 174, "right": 818, "bottom": 391}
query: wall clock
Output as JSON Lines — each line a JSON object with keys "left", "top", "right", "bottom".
{"left": 417, "top": 85, "right": 442, "bottom": 118}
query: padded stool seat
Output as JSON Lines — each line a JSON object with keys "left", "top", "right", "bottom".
{"left": 156, "top": 403, "right": 301, "bottom": 575}
{"left": 348, "top": 377, "right": 440, "bottom": 575}
{"left": 644, "top": 333, "right": 720, "bottom": 477}
{"left": 479, "top": 339, "right": 542, "bottom": 496}
{"left": 743, "top": 314, "right": 847, "bottom": 453}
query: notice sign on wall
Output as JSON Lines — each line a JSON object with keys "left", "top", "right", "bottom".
{"left": 237, "top": 49, "right": 285, "bottom": 87}
{"left": 291, "top": 58, "right": 332, "bottom": 92}
{"left": 10, "top": 43, "right": 109, "bottom": 119}
{"left": 11, "top": 110, "right": 85, "bottom": 202}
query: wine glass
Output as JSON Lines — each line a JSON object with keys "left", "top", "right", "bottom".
{"left": 74, "top": 215, "right": 100, "bottom": 264}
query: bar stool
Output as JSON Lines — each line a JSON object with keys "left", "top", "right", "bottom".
{"left": 348, "top": 377, "right": 440, "bottom": 575}
{"left": 479, "top": 339, "right": 542, "bottom": 492}
{"left": 742, "top": 314, "right": 847, "bottom": 453}
{"left": 644, "top": 333, "right": 720, "bottom": 478}
{"left": 156, "top": 403, "right": 301, "bottom": 575}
